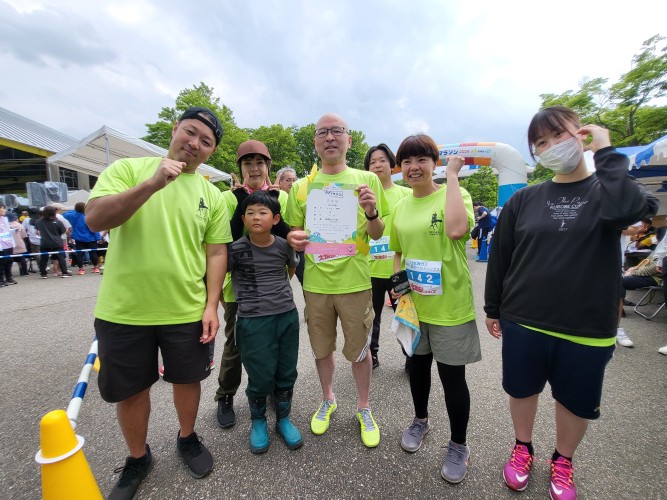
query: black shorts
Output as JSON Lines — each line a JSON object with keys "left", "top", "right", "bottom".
{"left": 95, "top": 319, "right": 211, "bottom": 403}
{"left": 501, "top": 319, "right": 615, "bottom": 420}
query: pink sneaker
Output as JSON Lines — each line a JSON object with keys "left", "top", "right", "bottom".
{"left": 503, "top": 444, "right": 534, "bottom": 491}
{"left": 77, "top": 269, "right": 85, "bottom": 275}
{"left": 549, "top": 456, "right": 576, "bottom": 500}
{"left": 92, "top": 267, "right": 100, "bottom": 273}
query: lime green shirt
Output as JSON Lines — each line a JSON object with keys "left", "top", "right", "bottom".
{"left": 286, "top": 167, "right": 388, "bottom": 294}
{"left": 369, "top": 184, "right": 412, "bottom": 279}
{"left": 90, "top": 157, "right": 231, "bottom": 325}
{"left": 521, "top": 324, "right": 616, "bottom": 347}
{"left": 221, "top": 189, "right": 289, "bottom": 303}
{"left": 390, "top": 186, "right": 475, "bottom": 326}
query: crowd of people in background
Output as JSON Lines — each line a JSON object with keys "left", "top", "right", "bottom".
{"left": 1, "top": 105, "right": 664, "bottom": 500}
{"left": 0, "top": 201, "right": 105, "bottom": 285}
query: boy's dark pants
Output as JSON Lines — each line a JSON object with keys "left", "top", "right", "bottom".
{"left": 236, "top": 308, "right": 299, "bottom": 400}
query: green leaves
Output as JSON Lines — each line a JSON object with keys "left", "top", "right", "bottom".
{"left": 142, "top": 83, "right": 370, "bottom": 182}
{"left": 459, "top": 166, "right": 498, "bottom": 208}
{"left": 539, "top": 35, "right": 667, "bottom": 147}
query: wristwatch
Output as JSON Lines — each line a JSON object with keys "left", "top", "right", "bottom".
{"left": 364, "top": 209, "right": 379, "bottom": 221}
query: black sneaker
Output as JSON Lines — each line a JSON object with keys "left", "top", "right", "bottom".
{"left": 216, "top": 395, "right": 236, "bottom": 428}
{"left": 371, "top": 353, "right": 379, "bottom": 369}
{"left": 6, "top": 278, "right": 17, "bottom": 285}
{"left": 177, "top": 432, "right": 213, "bottom": 478}
{"left": 108, "top": 445, "right": 154, "bottom": 500}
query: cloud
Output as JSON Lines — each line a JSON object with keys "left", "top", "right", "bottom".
{"left": 0, "top": 0, "right": 665, "bottom": 165}
{"left": 0, "top": 2, "right": 117, "bottom": 67}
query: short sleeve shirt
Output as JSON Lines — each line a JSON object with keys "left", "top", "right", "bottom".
{"left": 286, "top": 167, "right": 389, "bottom": 294}
{"left": 369, "top": 184, "right": 412, "bottom": 279}
{"left": 90, "top": 157, "right": 231, "bottom": 325}
{"left": 390, "top": 186, "right": 476, "bottom": 326}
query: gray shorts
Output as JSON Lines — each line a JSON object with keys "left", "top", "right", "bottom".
{"left": 413, "top": 320, "right": 482, "bottom": 366}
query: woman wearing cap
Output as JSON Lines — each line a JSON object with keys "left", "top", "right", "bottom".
{"left": 214, "top": 140, "right": 291, "bottom": 430}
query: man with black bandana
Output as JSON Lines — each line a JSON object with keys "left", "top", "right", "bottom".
{"left": 86, "top": 107, "right": 230, "bottom": 499}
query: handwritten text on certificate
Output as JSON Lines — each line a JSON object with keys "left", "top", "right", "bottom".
{"left": 305, "top": 182, "right": 358, "bottom": 257}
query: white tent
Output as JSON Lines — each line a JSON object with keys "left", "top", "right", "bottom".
{"left": 46, "top": 125, "right": 231, "bottom": 182}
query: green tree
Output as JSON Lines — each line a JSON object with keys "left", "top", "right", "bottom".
{"left": 292, "top": 124, "right": 318, "bottom": 175}
{"left": 347, "top": 129, "right": 370, "bottom": 170}
{"left": 528, "top": 164, "right": 555, "bottom": 185}
{"left": 540, "top": 35, "right": 667, "bottom": 146}
{"left": 143, "top": 82, "right": 248, "bottom": 175}
{"left": 249, "top": 124, "right": 299, "bottom": 178}
{"left": 459, "top": 166, "right": 498, "bottom": 207}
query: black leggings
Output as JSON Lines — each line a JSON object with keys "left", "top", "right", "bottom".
{"left": 370, "top": 277, "right": 397, "bottom": 354}
{"left": 409, "top": 352, "right": 471, "bottom": 444}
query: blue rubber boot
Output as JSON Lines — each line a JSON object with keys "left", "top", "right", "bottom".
{"left": 248, "top": 397, "right": 269, "bottom": 454}
{"left": 274, "top": 389, "right": 303, "bottom": 450}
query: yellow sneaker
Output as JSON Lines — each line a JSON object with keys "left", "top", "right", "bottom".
{"left": 357, "top": 408, "right": 380, "bottom": 448}
{"left": 311, "top": 399, "right": 337, "bottom": 435}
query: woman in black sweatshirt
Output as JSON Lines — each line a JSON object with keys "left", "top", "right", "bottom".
{"left": 484, "top": 106, "right": 658, "bottom": 499}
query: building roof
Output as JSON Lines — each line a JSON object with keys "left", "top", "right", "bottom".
{"left": 47, "top": 125, "right": 231, "bottom": 182}
{"left": 0, "top": 106, "right": 78, "bottom": 154}
{"left": 0, "top": 106, "right": 230, "bottom": 182}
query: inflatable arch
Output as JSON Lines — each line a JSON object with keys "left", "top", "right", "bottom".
{"left": 391, "top": 142, "right": 527, "bottom": 206}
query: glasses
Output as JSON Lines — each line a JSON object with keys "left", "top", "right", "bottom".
{"left": 315, "top": 126, "right": 347, "bottom": 138}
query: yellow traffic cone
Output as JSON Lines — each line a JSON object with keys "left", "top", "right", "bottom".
{"left": 35, "top": 409, "right": 102, "bottom": 500}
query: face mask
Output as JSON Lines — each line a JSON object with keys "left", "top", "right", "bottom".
{"left": 537, "top": 137, "right": 582, "bottom": 174}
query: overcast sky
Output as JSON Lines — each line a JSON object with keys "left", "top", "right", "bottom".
{"left": 1, "top": 0, "right": 665, "bottom": 164}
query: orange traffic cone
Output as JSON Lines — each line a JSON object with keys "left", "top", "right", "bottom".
{"left": 35, "top": 409, "right": 102, "bottom": 499}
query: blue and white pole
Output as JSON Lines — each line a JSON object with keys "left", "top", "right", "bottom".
{"left": 66, "top": 338, "right": 98, "bottom": 430}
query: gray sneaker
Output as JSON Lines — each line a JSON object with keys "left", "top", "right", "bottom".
{"left": 401, "top": 418, "right": 431, "bottom": 452}
{"left": 441, "top": 440, "right": 470, "bottom": 483}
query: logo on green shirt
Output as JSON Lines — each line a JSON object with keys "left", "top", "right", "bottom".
{"left": 196, "top": 197, "right": 209, "bottom": 221}
{"left": 429, "top": 211, "right": 443, "bottom": 235}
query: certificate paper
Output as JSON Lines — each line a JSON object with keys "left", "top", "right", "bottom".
{"left": 305, "top": 182, "right": 358, "bottom": 258}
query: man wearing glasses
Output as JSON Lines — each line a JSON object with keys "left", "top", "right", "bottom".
{"left": 286, "top": 113, "right": 388, "bottom": 448}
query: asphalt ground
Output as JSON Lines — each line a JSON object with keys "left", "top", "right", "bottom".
{"left": 2, "top": 247, "right": 666, "bottom": 500}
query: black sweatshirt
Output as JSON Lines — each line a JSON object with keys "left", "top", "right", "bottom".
{"left": 484, "top": 147, "right": 659, "bottom": 339}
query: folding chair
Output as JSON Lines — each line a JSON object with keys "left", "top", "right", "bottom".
{"left": 633, "top": 286, "right": 666, "bottom": 320}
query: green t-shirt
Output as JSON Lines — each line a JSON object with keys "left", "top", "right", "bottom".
{"left": 390, "top": 186, "right": 475, "bottom": 326}
{"left": 369, "top": 184, "right": 412, "bottom": 279}
{"left": 286, "top": 167, "right": 388, "bottom": 294}
{"left": 90, "top": 157, "right": 231, "bottom": 325}
{"left": 221, "top": 189, "right": 289, "bottom": 303}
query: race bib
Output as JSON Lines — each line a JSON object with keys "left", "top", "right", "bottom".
{"left": 369, "top": 236, "right": 393, "bottom": 260}
{"left": 405, "top": 258, "right": 443, "bottom": 295}
{"left": 0, "top": 231, "right": 12, "bottom": 243}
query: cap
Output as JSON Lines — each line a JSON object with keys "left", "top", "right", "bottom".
{"left": 178, "top": 107, "right": 223, "bottom": 145}
{"left": 236, "top": 140, "right": 271, "bottom": 162}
